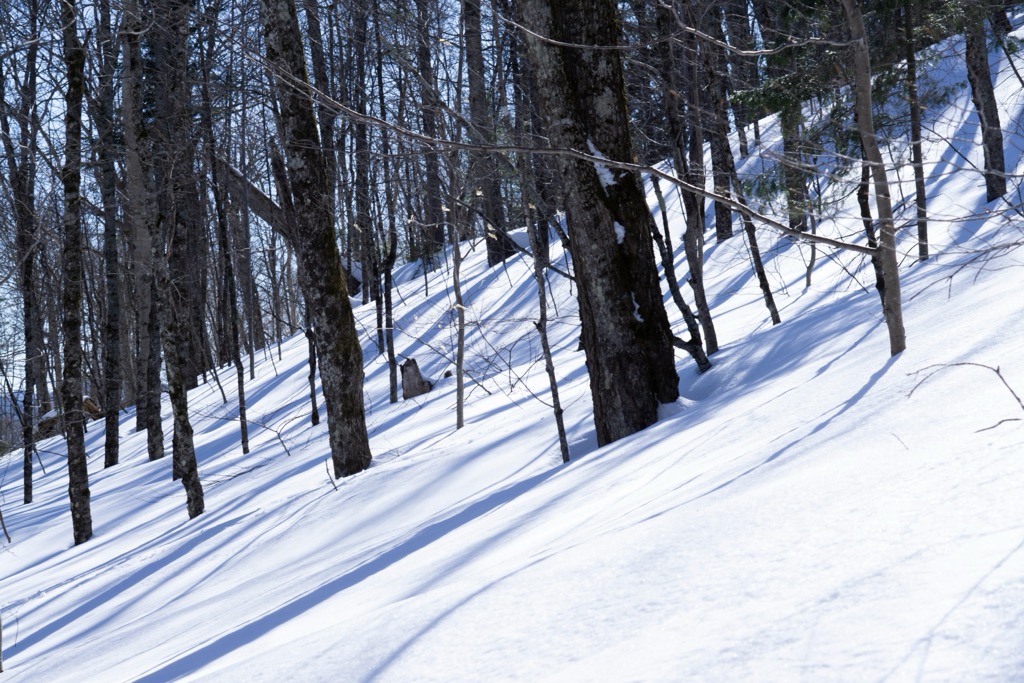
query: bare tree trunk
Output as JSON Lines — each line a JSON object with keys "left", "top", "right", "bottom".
{"left": 965, "top": 13, "right": 1006, "bottom": 202}
{"left": 1, "top": 0, "right": 41, "bottom": 504}
{"left": 723, "top": 0, "right": 758, "bottom": 154}
{"left": 519, "top": 0, "right": 680, "bottom": 446}
{"left": 700, "top": 7, "right": 735, "bottom": 242}
{"left": 465, "top": 0, "right": 516, "bottom": 266}
{"left": 844, "top": 0, "right": 906, "bottom": 356}
{"left": 61, "top": 0, "right": 93, "bottom": 544}
{"left": 415, "top": 0, "right": 446, "bottom": 267}
{"left": 526, "top": 202, "right": 570, "bottom": 462}
{"left": 201, "top": 18, "right": 249, "bottom": 455}
{"left": 650, "top": 178, "right": 711, "bottom": 372}
{"left": 353, "top": 0, "right": 378, "bottom": 317}
{"left": 904, "top": 0, "right": 928, "bottom": 261}
{"left": 123, "top": 0, "right": 164, "bottom": 460}
{"left": 151, "top": 0, "right": 205, "bottom": 517}
{"left": 677, "top": 3, "right": 718, "bottom": 354}
{"left": 91, "top": 0, "right": 122, "bottom": 467}
{"left": 374, "top": 7, "right": 400, "bottom": 403}
{"left": 305, "top": 312, "right": 320, "bottom": 426}
{"left": 451, "top": 222, "right": 466, "bottom": 430}
{"left": 259, "top": 0, "right": 372, "bottom": 477}
{"left": 858, "top": 148, "right": 887, "bottom": 305}
{"left": 730, "top": 168, "right": 781, "bottom": 325}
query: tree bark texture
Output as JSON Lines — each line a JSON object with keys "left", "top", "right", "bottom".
{"left": 844, "top": 0, "right": 906, "bottom": 356}
{"left": 259, "top": 0, "right": 373, "bottom": 477}
{"left": 519, "top": 0, "right": 680, "bottom": 446}
{"left": 699, "top": 8, "right": 735, "bottom": 242}
{"left": 414, "top": 0, "right": 446, "bottom": 265}
{"left": 61, "top": 0, "right": 93, "bottom": 544}
{"left": 965, "top": 14, "right": 1007, "bottom": 202}
{"left": 904, "top": 0, "right": 929, "bottom": 260}
{"left": 465, "top": 0, "right": 516, "bottom": 266}
{"left": 92, "top": 0, "right": 122, "bottom": 467}
{"left": 122, "top": 0, "right": 164, "bottom": 460}
{"left": 1, "top": 1, "right": 41, "bottom": 503}
{"left": 151, "top": 0, "right": 205, "bottom": 517}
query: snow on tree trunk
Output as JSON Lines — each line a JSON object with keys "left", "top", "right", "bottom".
{"left": 519, "top": 0, "right": 680, "bottom": 446}
{"left": 258, "top": 0, "right": 372, "bottom": 477}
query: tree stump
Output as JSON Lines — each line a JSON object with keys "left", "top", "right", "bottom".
{"left": 82, "top": 396, "right": 103, "bottom": 420}
{"left": 400, "top": 359, "right": 432, "bottom": 400}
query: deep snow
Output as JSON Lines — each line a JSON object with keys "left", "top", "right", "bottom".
{"left": 2, "top": 23, "right": 1024, "bottom": 683}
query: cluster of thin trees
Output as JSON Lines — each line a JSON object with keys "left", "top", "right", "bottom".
{"left": 0, "top": 0, "right": 1016, "bottom": 544}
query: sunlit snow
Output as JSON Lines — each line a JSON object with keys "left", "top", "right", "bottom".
{"left": 2, "top": 24, "right": 1024, "bottom": 683}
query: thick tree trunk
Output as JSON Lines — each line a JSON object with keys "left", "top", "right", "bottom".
{"left": 965, "top": 15, "right": 1006, "bottom": 202}
{"left": 519, "top": 0, "right": 680, "bottom": 446}
{"left": 151, "top": 0, "right": 205, "bottom": 517}
{"left": 61, "top": 0, "right": 93, "bottom": 544}
{"left": 123, "top": 0, "right": 164, "bottom": 460}
{"left": 259, "top": 0, "right": 373, "bottom": 476}
{"left": 844, "top": 0, "right": 906, "bottom": 356}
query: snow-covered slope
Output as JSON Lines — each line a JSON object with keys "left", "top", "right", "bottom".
{"left": 2, "top": 25, "right": 1024, "bottom": 683}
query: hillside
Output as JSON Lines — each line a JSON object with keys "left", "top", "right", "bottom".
{"left": 2, "top": 23, "right": 1024, "bottom": 683}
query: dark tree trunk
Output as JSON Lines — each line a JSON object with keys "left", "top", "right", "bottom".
{"left": 415, "top": 0, "right": 446, "bottom": 266}
{"left": 145, "top": 276, "right": 165, "bottom": 462}
{"left": 259, "top": 0, "right": 373, "bottom": 476}
{"left": 674, "top": 2, "right": 718, "bottom": 354}
{"left": 91, "top": 0, "right": 122, "bottom": 467}
{"left": 858, "top": 148, "right": 887, "bottom": 305}
{"left": 700, "top": 7, "right": 735, "bottom": 242}
{"left": 780, "top": 105, "right": 808, "bottom": 232}
{"left": 525, "top": 201, "right": 570, "bottom": 462}
{"left": 965, "top": 14, "right": 1006, "bottom": 202}
{"left": 305, "top": 315, "right": 320, "bottom": 426}
{"left": 754, "top": 0, "right": 808, "bottom": 231}
{"left": 123, "top": 0, "right": 164, "bottom": 461}
{"left": 650, "top": 178, "right": 711, "bottom": 372}
{"left": 519, "top": 0, "right": 680, "bottom": 446}
{"left": 353, "top": 0, "right": 378, "bottom": 316}
{"left": 151, "top": 0, "right": 205, "bottom": 517}
{"left": 201, "top": 21, "right": 249, "bottom": 455}
{"left": 61, "top": 0, "right": 93, "bottom": 544}
{"left": 375, "top": 9, "right": 400, "bottom": 404}
{"left": 1, "top": 0, "right": 41, "bottom": 504}
{"left": 465, "top": 0, "right": 516, "bottom": 266}
{"left": 723, "top": 0, "right": 758, "bottom": 154}
{"left": 904, "top": 0, "right": 928, "bottom": 260}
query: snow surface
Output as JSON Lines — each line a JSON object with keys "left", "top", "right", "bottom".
{"left": 3, "top": 25, "right": 1024, "bottom": 683}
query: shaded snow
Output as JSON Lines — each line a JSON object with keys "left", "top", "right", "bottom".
{"left": 2, "top": 23, "right": 1024, "bottom": 683}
